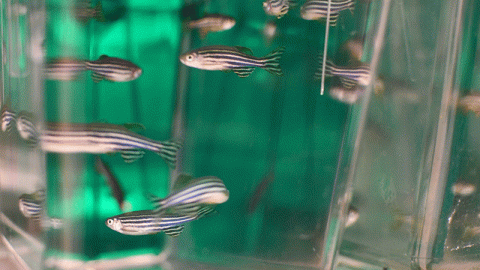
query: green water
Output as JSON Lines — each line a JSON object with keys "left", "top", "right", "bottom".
{"left": 39, "top": 0, "right": 357, "bottom": 267}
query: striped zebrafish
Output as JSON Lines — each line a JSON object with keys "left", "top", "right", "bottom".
{"left": 315, "top": 55, "right": 371, "bottom": 87}
{"left": 148, "top": 175, "right": 229, "bottom": 214}
{"left": 300, "top": 0, "right": 354, "bottom": 26}
{"left": 179, "top": 45, "right": 285, "bottom": 77}
{"left": 19, "top": 190, "right": 45, "bottom": 219}
{"left": 15, "top": 113, "right": 181, "bottom": 168}
{"left": 184, "top": 14, "right": 236, "bottom": 39}
{"left": 263, "top": 0, "right": 296, "bottom": 19}
{"left": 105, "top": 208, "right": 210, "bottom": 236}
{"left": 1, "top": 104, "right": 16, "bottom": 132}
{"left": 85, "top": 55, "right": 142, "bottom": 82}
{"left": 45, "top": 58, "right": 87, "bottom": 81}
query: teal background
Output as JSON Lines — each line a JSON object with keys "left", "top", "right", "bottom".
{"left": 41, "top": 0, "right": 356, "bottom": 265}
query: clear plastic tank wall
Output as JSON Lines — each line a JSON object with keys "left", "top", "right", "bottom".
{"left": 327, "top": 0, "right": 480, "bottom": 269}
{"left": 0, "top": 0, "right": 45, "bottom": 269}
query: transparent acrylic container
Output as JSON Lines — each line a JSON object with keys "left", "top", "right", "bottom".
{"left": 1, "top": 0, "right": 479, "bottom": 269}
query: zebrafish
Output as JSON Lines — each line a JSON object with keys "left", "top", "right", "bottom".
{"left": 179, "top": 45, "right": 285, "bottom": 77}
{"left": 263, "top": 0, "right": 296, "bottom": 19}
{"left": 300, "top": 0, "right": 354, "bottom": 26}
{"left": 1, "top": 104, "right": 16, "bottom": 132}
{"left": 341, "top": 37, "right": 364, "bottom": 61}
{"left": 45, "top": 58, "right": 87, "bottom": 81}
{"left": 315, "top": 55, "right": 371, "bottom": 87}
{"left": 263, "top": 20, "right": 278, "bottom": 46}
{"left": 458, "top": 93, "right": 480, "bottom": 116}
{"left": 105, "top": 209, "right": 209, "bottom": 236}
{"left": 184, "top": 14, "right": 236, "bottom": 39}
{"left": 19, "top": 190, "right": 45, "bottom": 219}
{"left": 73, "top": 0, "right": 105, "bottom": 23}
{"left": 95, "top": 156, "right": 126, "bottom": 210}
{"left": 451, "top": 182, "right": 476, "bottom": 196}
{"left": 148, "top": 175, "right": 229, "bottom": 214}
{"left": 85, "top": 55, "right": 142, "bottom": 82}
{"left": 15, "top": 113, "right": 181, "bottom": 168}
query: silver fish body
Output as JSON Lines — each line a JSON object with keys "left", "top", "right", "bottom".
{"left": 105, "top": 210, "right": 201, "bottom": 236}
{"left": 45, "top": 58, "right": 87, "bottom": 81}
{"left": 300, "top": 0, "right": 354, "bottom": 25}
{"left": 149, "top": 176, "right": 229, "bottom": 213}
{"left": 85, "top": 55, "right": 142, "bottom": 82}
{"left": 15, "top": 114, "right": 181, "bottom": 168}
{"left": 185, "top": 14, "right": 236, "bottom": 38}
{"left": 263, "top": 0, "right": 295, "bottom": 19}
{"left": 179, "top": 45, "right": 285, "bottom": 77}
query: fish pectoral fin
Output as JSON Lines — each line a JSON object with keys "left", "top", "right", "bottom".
{"left": 232, "top": 67, "right": 255, "bottom": 78}
{"left": 163, "top": 225, "right": 184, "bottom": 237}
{"left": 146, "top": 193, "right": 163, "bottom": 207}
{"left": 123, "top": 123, "right": 146, "bottom": 132}
{"left": 91, "top": 72, "right": 104, "bottom": 83}
{"left": 234, "top": 46, "right": 254, "bottom": 55}
{"left": 120, "top": 149, "right": 145, "bottom": 163}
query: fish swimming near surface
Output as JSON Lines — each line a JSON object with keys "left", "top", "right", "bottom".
{"left": 15, "top": 113, "right": 181, "bottom": 168}
{"left": 45, "top": 58, "right": 87, "bottom": 81}
{"left": 263, "top": 0, "right": 297, "bottom": 19}
{"left": 105, "top": 207, "right": 212, "bottom": 236}
{"left": 95, "top": 156, "right": 126, "bottom": 210}
{"left": 73, "top": 0, "right": 106, "bottom": 23}
{"left": 179, "top": 45, "right": 285, "bottom": 77}
{"left": 148, "top": 174, "right": 229, "bottom": 214}
{"left": 300, "top": 0, "right": 354, "bottom": 26}
{"left": 19, "top": 190, "right": 45, "bottom": 219}
{"left": 315, "top": 55, "right": 371, "bottom": 88}
{"left": 184, "top": 14, "right": 236, "bottom": 39}
{"left": 85, "top": 55, "right": 142, "bottom": 82}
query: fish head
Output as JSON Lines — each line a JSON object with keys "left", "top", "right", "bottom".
{"left": 18, "top": 198, "right": 28, "bottom": 217}
{"left": 263, "top": 1, "right": 273, "bottom": 14}
{"left": 204, "top": 189, "right": 229, "bottom": 204}
{"left": 105, "top": 217, "right": 124, "bottom": 233}
{"left": 179, "top": 51, "right": 201, "bottom": 68}
{"left": 222, "top": 17, "right": 236, "bottom": 30}
{"left": 131, "top": 67, "right": 143, "bottom": 80}
{"left": 300, "top": 5, "right": 316, "bottom": 20}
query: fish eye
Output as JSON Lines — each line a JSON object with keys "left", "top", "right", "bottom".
{"left": 107, "top": 219, "right": 113, "bottom": 225}
{"left": 186, "top": 55, "right": 194, "bottom": 61}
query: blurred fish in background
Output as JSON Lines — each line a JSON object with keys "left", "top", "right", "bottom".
{"left": 300, "top": 0, "right": 354, "bottom": 26}
{"left": 73, "top": 0, "right": 105, "bottom": 23}
{"left": 458, "top": 92, "right": 480, "bottom": 116}
{"left": 183, "top": 14, "right": 236, "bottom": 39}
{"left": 95, "top": 156, "right": 127, "bottom": 211}
{"left": 263, "top": 0, "right": 297, "bottom": 19}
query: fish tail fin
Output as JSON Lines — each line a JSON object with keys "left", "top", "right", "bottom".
{"left": 94, "top": 1, "right": 106, "bottom": 22}
{"left": 262, "top": 46, "right": 285, "bottom": 76}
{"left": 314, "top": 54, "right": 335, "bottom": 80}
{"left": 157, "top": 140, "right": 182, "bottom": 168}
{"left": 348, "top": 0, "right": 355, "bottom": 14}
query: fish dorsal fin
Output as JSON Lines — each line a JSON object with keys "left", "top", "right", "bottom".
{"left": 234, "top": 46, "right": 253, "bottom": 55}
{"left": 32, "top": 189, "right": 46, "bottom": 201}
{"left": 147, "top": 193, "right": 163, "bottom": 208}
{"left": 173, "top": 174, "right": 194, "bottom": 192}
{"left": 123, "top": 123, "right": 146, "bottom": 132}
{"left": 99, "top": 55, "right": 109, "bottom": 60}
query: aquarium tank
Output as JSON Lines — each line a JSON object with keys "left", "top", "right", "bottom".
{"left": 1, "top": 0, "right": 480, "bottom": 269}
